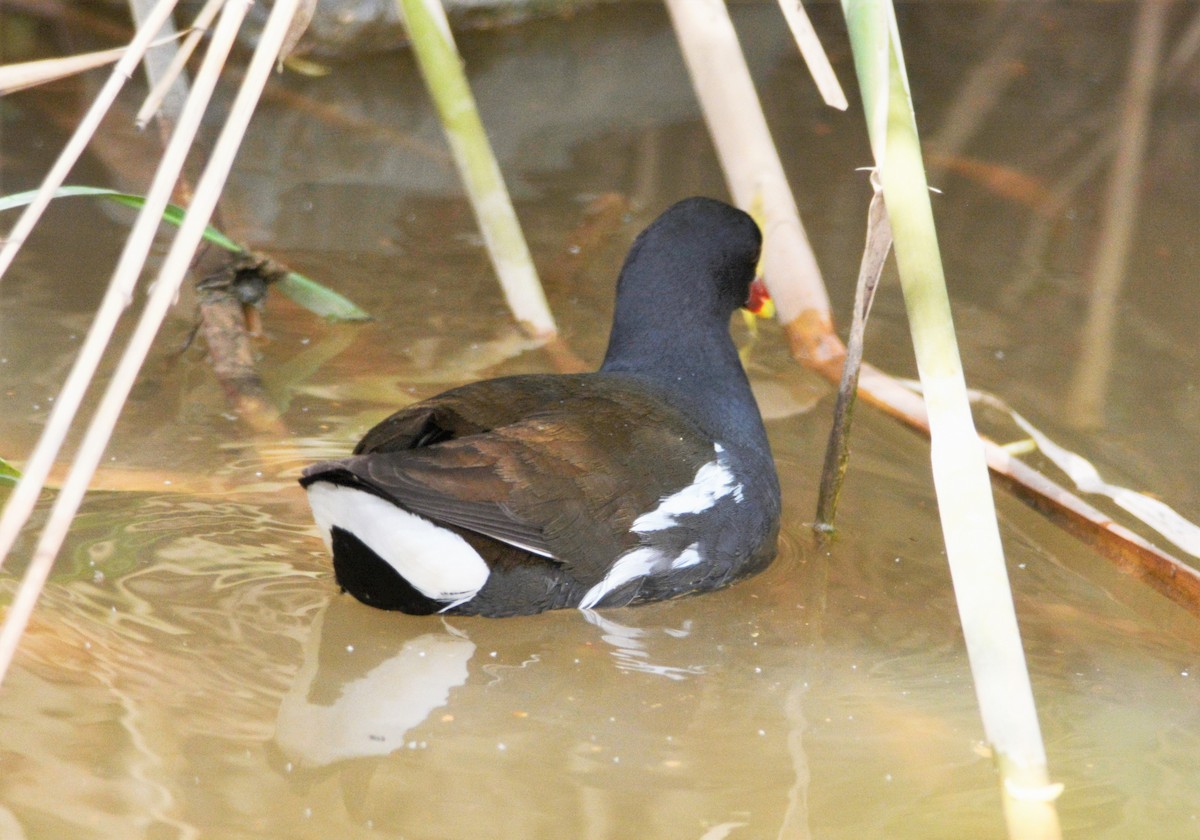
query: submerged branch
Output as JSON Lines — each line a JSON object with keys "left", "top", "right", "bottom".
{"left": 193, "top": 247, "right": 288, "bottom": 435}
{"left": 821, "top": 362, "right": 1200, "bottom": 614}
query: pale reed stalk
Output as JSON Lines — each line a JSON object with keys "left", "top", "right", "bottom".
{"left": 0, "top": 0, "right": 303, "bottom": 685}
{"left": 775, "top": 0, "right": 848, "bottom": 110}
{"left": 0, "top": 0, "right": 252, "bottom": 573}
{"left": 0, "top": 0, "right": 180, "bottom": 281}
{"left": 663, "top": 0, "right": 838, "bottom": 364}
{"left": 841, "top": 2, "right": 1060, "bottom": 835}
{"left": 0, "top": 46, "right": 132, "bottom": 94}
{"left": 136, "top": 0, "right": 228, "bottom": 128}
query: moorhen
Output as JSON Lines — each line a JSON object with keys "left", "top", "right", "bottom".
{"left": 301, "top": 197, "right": 781, "bottom": 616}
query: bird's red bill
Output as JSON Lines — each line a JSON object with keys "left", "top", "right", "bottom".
{"left": 744, "top": 277, "right": 774, "bottom": 318}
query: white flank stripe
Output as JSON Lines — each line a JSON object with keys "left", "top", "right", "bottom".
{"left": 578, "top": 546, "right": 662, "bottom": 610}
{"left": 632, "top": 444, "right": 742, "bottom": 533}
{"left": 306, "top": 482, "right": 490, "bottom": 603}
{"left": 670, "top": 542, "right": 702, "bottom": 570}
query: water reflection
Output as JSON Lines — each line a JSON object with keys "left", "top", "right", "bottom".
{"left": 580, "top": 609, "right": 706, "bottom": 682}
{"left": 267, "top": 592, "right": 818, "bottom": 837}
{"left": 274, "top": 598, "right": 727, "bottom": 774}
{"left": 5, "top": 1, "right": 1200, "bottom": 837}
{"left": 275, "top": 598, "right": 475, "bottom": 768}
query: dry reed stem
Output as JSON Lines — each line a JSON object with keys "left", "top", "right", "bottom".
{"left": 0, "top": 0, "right": 302, "bottom": 685}
{"left": 128, "top": 0, "right": 191, "bottom": 129}
{"left": 880, "top": 48, "right": 1049, "bottom": 820}
{"left": 0, "top": 0, "right": 251, "bottom": 575}
{"left": 0, "top": 46, "right": 137, "bottom": 95}
{"left": 0, "top": 0, "right": 181, "bottom": 282}
{"left": 663, "top": 0, "right": 839, "bottom": 365}
{"left": 843, "top": 6, "right": 1060, "bottom": 830}
{"left": 136, "top": 0, "right": 227, "bottom": 128}
{"left": 775, "top": 0, "right": 848, "bottom": 110}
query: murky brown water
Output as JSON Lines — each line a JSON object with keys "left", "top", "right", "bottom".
{"left": 2, "top": 3, "right": 1200, "bottom": 838}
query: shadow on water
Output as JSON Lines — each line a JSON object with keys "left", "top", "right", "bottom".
{"left": 2, "top": 2, "right": 1200, "bottom": 838}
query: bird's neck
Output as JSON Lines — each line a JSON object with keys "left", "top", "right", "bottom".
{"left": 601, "top": 308, "right": 736, "bottom": 378}
{"left": 600, "top": 317, "right": 767, "bottom": 454}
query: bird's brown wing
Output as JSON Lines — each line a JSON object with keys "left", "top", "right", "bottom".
{"left": 314, "top": 385, "right": 713, "bottom": 581}
{"left": 353, "top": 374, "right": 588, "bottom": 454}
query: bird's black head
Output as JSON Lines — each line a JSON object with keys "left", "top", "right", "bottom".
{"left": 599, "top": 196, "right": 772, "bottom": 458}
{"left": 601, "top": 197, "right": 763, "bottom": 379}
{"left": 616, "top": 197, "right": 762, "bottom": 321}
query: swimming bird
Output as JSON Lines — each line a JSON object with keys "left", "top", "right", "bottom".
{"left": 300, "top": 196, "right": 781, "bottom": 616}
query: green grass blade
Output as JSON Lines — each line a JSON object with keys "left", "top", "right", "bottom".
{"left": 0, "top": 185, "right": 241, "bottom": 251}
{"left": 0, "top": 458, "right": 20, "bottom": 487}
{"left": 0, "top": 185, "right": 370, "bottom": 321}
{"left": 276, "top": 272, "right": 371, "bottom": 321}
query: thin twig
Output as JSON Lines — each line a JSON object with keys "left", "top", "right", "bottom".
{"left": 815, "top": 175, "right": 891, "bottom": 530}
{"left": 0, "top": 0, "right": 302, "bottom": 684}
